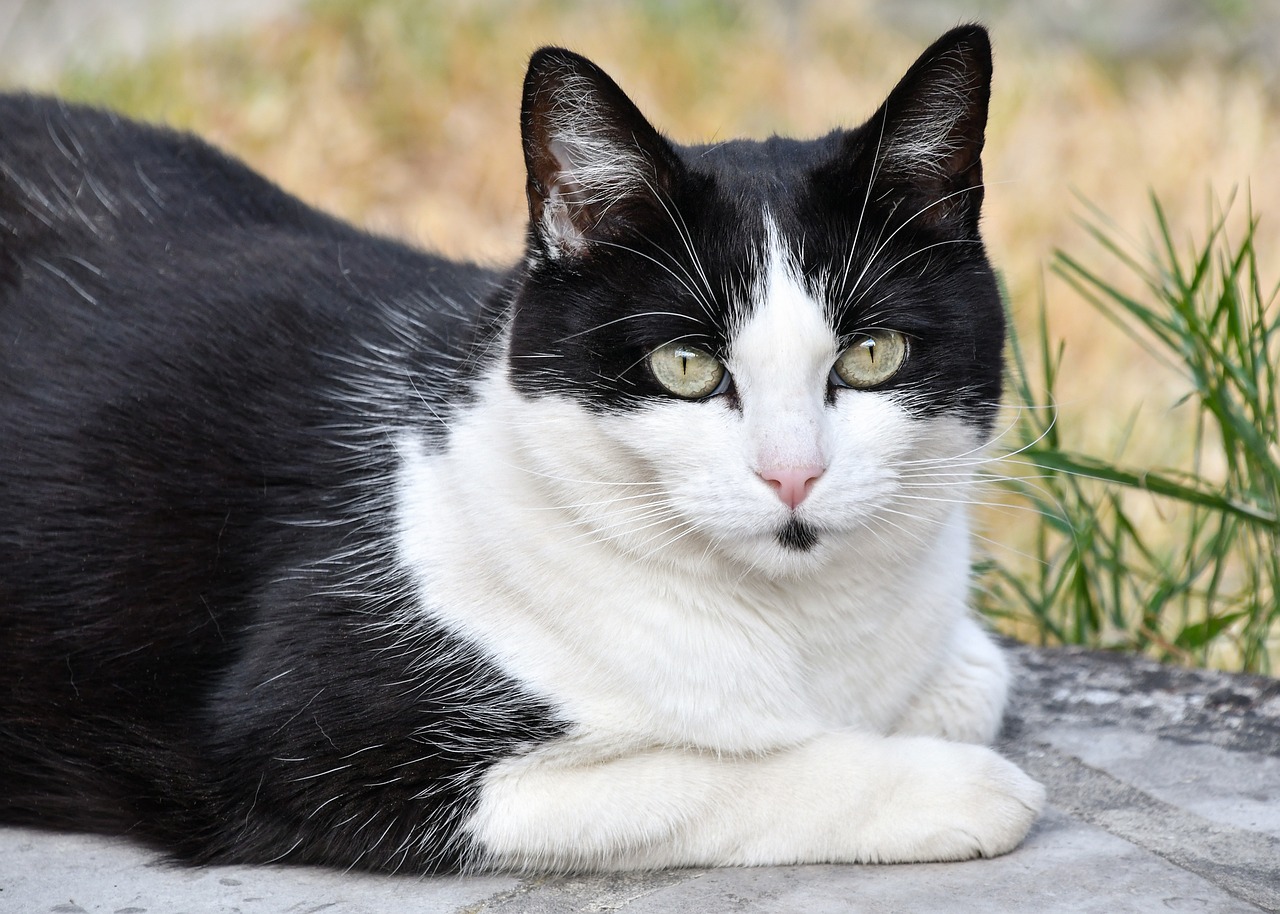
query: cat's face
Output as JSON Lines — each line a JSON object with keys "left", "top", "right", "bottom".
{"left": 500, "top": 28, "right": 1001, "bottom": 577}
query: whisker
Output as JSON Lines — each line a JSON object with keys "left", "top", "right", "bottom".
{"left": 568, "top": 507, "right": 688, "bottom": 552}
{"left": 636, "top": 172, "right": 719, "bottom": 315}
{"left": 556, "top": 311, "right": 706, "bottom": 343}
{"left": 523, "top": 490, "right": 676, "bottom": 512}
{"left": 507, "top": 463, "right": 664, "bottom": 488}
{"left": 547, "top": 502, "right": 682, "bottom": 540}
{"left": 590, "top": 235, "right": 718, "bottom": 321}
{"left": 632, "top": 516, "right": 703, "bottom": 562}
{"left": 835, "top": 108, "right": 893, "bottom": 309}
{"left": 839, "top": 182, "right": 988, "bottom": 306}
{"left": 890, "top": 490, "right": 1067, "bottom": 517}
{"left": 849, "top": 238, "right": 983, "bottom": 313}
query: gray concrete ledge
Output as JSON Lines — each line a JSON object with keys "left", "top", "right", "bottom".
{"left": 2, "top": 644, "right": 1278, "bottom": 914}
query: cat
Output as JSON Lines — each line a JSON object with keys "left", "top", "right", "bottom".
{"left": 0, "top": 24, "right": 1044, "bottom": 874}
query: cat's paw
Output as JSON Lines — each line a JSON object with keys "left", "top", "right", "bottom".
{"left": 861, "top": 740, "right": 1045, "bottom": 863}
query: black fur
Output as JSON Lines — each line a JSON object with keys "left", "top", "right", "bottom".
{"left": 777, "top": 518, "right": 821, "bottom": 552}
{"left": 0, "top": 95, "right": 562, "bottom": 872}
{"left": 0, "top": 26, "right": 1001, "bottom": 872}
{"left": 509, "top": 28, "right": 1003, "bottom": 429}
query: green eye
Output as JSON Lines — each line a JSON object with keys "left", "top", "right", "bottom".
{"left": 648, "top": 342, "right": 727, "bottom": 399}
{"left": 832, "top": 330, "right": 908, "bottom": 389}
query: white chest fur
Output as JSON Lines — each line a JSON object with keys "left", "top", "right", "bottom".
{"left": 394, "top": 380, "right": 977, "bottom": 753}
{"left": 395, "top": 232, "right": 990, "bottom": 755}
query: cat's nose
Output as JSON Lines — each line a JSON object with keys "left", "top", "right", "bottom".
{"left": 757, "top": 465, "right": 824, "bottom": 510}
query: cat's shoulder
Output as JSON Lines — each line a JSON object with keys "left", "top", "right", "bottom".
{"left": 0, "top": 92, "right": 500, "bottom": 414}
{"left": 0, "top": 92, "right": 347, "bottom": 241}
{"left": 0, "top": 91, "right": 498, "bottom": 313}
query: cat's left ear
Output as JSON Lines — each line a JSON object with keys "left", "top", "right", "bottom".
{"left": 521, "top": 48, "right": 680, "bottom": 260}
{"left": 848, "top": 25, "right": 993, "bottom": 231}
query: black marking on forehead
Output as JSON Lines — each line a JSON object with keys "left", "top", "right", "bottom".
{"left": 508, "top": 28, "right": 1002, "bottom": 426}
{"left": 506, "top": 165, "right": 773, "bottom": 410}
{"left": 788, "top": 172, "right": 1004, "bottom": 429}
{"left": 684, "top": 136, "right": 837, "bottom": 217}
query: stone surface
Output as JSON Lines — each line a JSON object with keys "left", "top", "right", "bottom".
{"left": 2, "top": 643, "right": 1278, "bottom": 913}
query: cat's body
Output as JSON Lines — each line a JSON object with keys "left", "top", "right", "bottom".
{"left": 0, "top": 26, "right": 1043, "bottom": 873}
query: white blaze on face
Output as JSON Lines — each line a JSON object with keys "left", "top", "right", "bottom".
{"left": 729, "top": 223, "right": 839, "bottom": 508}
{"left": 463, "top": 211, "right": 968, "bottom": 580}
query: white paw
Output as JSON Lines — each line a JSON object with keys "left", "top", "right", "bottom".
{"left": 861, "top": 740, "right": 1045, "bottom": 863}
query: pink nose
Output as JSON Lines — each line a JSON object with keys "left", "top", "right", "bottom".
{"left": 758, "top": 465, "right": 824, "bottom": 510}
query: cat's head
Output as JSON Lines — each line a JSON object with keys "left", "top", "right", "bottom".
{"left": 500, "top": 26, "right": 1002, "bottom": 577}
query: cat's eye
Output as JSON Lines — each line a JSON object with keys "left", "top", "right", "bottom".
{"left": 831, "top": 330, "right": 908, "bottom": 389}
{"left": 648, "top": 342, "right": 728, "bottom": 400}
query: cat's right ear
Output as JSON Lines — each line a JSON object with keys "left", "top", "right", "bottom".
{"left": 840, "top": 25, "right": 993, "bottom": 234}
{"left": 521, "top": 48, "right": 679, "bottom": 260}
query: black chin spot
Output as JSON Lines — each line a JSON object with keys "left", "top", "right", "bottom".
{"left": 777, "top": 518, "right": 819, "bottom": 552}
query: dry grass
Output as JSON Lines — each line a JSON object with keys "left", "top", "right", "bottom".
{"left": 36, "top": 2, "right": 1278, "bottom": 422}
{"left": 5, "top": 0, "right": 1277, "bottom": 665}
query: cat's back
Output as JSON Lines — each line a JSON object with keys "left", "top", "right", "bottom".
{"left": 0, "top": 92, "right": 497, "bottom": 402}
{"left": 0, "top": 93, "right": 496, "bottom": 636}
{"left": 0, "top": 92, "right": 344, "bottom": 244}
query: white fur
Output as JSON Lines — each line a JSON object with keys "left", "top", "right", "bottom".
{"left": 394, "top": 227, "right": 1042, "bottom": 870}
{"left": 539, "top": 72, "right": 650, "bottom": 256}
{"left": 882, "top": 46, "right": 976, "bottom": 177}
{"left": 467, "top": 732, "right": 1039, "bottom": 871}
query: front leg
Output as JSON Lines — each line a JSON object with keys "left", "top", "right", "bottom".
{"left": 463, "top": 731, "right": 1044, "bottom": 871}
{"left": 893, "top": 614, "right": 1010, "bottom": 744}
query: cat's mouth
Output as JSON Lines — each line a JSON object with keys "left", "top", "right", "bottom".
{"left": 776, "top": 518, "right": 820, "bottom": 552}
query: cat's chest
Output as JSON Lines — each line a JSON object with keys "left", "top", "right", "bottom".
{"left": 393, "top": 429, "right": 964, "bottom": 752}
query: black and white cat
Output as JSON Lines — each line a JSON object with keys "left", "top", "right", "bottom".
{"left": 0, "top": 25, "right": 1043, "bottom": 873}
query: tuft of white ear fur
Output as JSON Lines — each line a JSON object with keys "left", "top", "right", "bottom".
{"left": 880, "top": 43, "right": 985, "bottom": 179}
{"left": 853, "top": 25, "right": 991, "bottom": 229}
{"left": 537, "top": 73, "right": 652, "bottom": 254}
{"left": 521, "top": 48, "right": 675, "bottom": 259}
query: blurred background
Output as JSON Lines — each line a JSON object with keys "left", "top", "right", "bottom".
{"left": 1, "top": 0, "right": 1276, "bottom": 671}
